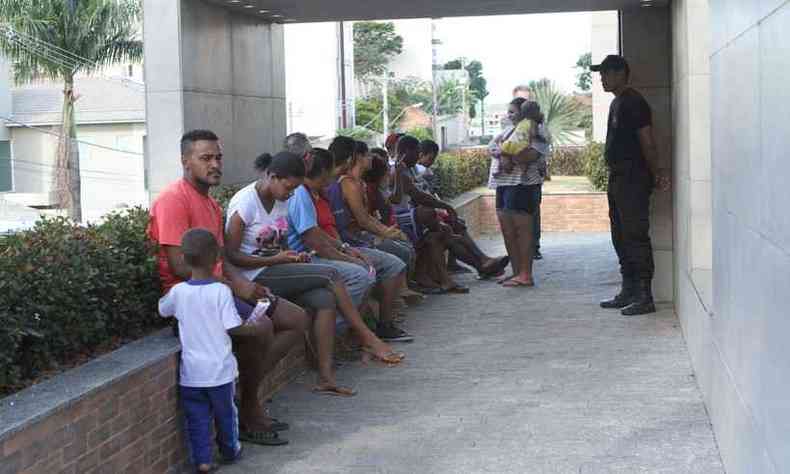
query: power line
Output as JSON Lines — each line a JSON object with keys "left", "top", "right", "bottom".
{"left": 0, "top": 116, "right": 144, "bottom": 156}
{"left": 1, "top": 159, "right": 144, "bottom": 181}
{"left": 0, "top": 23, "right": 145, "bottom": 92}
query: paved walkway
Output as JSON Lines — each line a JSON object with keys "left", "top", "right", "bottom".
{"left": 226, "top": 234, "right": 724, "bottom": 474}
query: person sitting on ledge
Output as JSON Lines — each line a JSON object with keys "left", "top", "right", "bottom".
{"left": 149, "top": 129, "right": 305, "bottom": 446}
{"left": 287, "top": 147, "right": 414, "bottom": 344}
{"left": 415, "top": 139, "right": 510, "bottom": 278}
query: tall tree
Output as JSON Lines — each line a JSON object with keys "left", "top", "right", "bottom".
{"left": 443, "top": 58, "right": 489, "bottom": 119}
{"left": 356, "top": 77, "right": 432, "bottom": 132}
{"left": 528, "top": 79, "right": 585, "bottom": 146}
{"left": 575, "top": 52, "right": 592, "bottom": 92}
{"left": 0, "top": 0, "right": 143, "bottom": 222}
{"left": 353, "top": 21, "right": 403, "bottom": 82}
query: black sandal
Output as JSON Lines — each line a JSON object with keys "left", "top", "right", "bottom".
{"left": 239, "top": 427, "right": 289, "bottom": 446}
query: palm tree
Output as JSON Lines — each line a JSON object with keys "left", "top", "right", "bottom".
{"left": 0, "top": 0, "right": 143, "bottom": 221}
{"left": 528, "top": 79, "right": 584, "bottom": 146}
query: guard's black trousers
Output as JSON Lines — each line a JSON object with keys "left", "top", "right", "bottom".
{"left": 607, "top": 163, "right": 655, "bottom": 281}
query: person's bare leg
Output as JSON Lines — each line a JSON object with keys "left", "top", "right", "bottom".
{"left": 497, "top": 211, "right": 520, "bottom": 282}
{"left": 378, "top": 272, "right": 406, "bottom": 324}
{"left": 239, "top": 300, "right": 307, "bottom": 429}
{"left": 268, "top": 299, "right": 309, "bottom": 370}
{"left": 330, "top": 281, "right": 403, "bottom": 362}
{"left": 232, "top": 320, "right": 275, "bottom": 429}
{"left": 506, "top": 212, "right": 536, "bottom": 286}
{"left": 428, "top": 232, "right": 458, "bottom": 290}
{"left": 445, "top": 234, "right": 484, "bottom": 271}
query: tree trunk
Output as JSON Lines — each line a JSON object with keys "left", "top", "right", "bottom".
{"left": 56, "top": 76, "right": 81, "bottom": 222}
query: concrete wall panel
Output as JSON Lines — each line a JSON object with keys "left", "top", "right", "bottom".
{"left": 684, "top": 1, "right": 790, "bottom": 471}
{"left": 180, "top": 1, "right": 233, "bottom": 94}
{"left": 231, "top": 15, "right": 274, "bottom": 98}
{"left": 760, "top": 5, "right": 790, "bottom": 251}
{"left": 144, "top": 0, "right": 287, "bottom": 197}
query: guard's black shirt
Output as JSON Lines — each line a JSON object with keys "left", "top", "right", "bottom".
{"left": 605, "top": 87, "right": 652, "bottom": 167}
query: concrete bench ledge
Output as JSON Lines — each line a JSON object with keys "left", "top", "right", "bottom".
{"left": 0, "top": 329, "right": 180, "bottom": 444}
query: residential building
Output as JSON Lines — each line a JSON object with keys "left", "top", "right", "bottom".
{"left": 0, "top": 74, "right": 147, "bottom": 224}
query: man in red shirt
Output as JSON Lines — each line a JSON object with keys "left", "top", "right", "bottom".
{"left": 149, "top": 129, "right": 307, "bottom": 445}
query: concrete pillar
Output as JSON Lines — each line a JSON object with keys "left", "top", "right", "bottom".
{"left": 620, "top": 7, "right": 674, "bottom": 303}
{"left": 0, "top": 57, "right": 11, "bottom": 142}
{"left": 0, "top": 57, "right": 12, "bottom": 193}
{"left": 590, "top": 11, "right": 618, "bottom": 143}
{"left": 143, "top": 0, "right": 286, "bottom": 199}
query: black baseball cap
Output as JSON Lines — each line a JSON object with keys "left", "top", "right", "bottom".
{"left": 590, "top": 55, "right": 630, "bottom": 73}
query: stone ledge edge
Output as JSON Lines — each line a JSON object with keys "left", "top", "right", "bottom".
{"left": 0, "top": 328, "right": 181, "bottom": 443}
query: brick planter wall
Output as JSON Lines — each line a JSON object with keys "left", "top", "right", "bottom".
{"left": 477, "top": 192, "right": 610, "bottom": 234}
{"left": 0, "top": 331, "right": 305, "bottom": 474}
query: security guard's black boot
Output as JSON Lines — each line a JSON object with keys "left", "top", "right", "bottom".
{"left": 600, "top": 277, "right": 636, "bottom": 309}
{"left": 621, "top": 280, "right": 656, "bottom": 316}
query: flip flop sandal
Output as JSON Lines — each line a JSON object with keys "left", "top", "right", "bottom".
{"left": 195, "top": 464, "right": 219, "bottom": 473}
{"left": 448, "top": 265, "right": 473, "bottom": 274}
{"left": 497, "top": 275, "right": 516, "bottom": 285}
{"left": 446, "top": 285, "right": 470, "bottom": 294}
{"left": 416, "top": 286, "right": 448, "bottom": 295}
{"left": 312, "top": 385, "right": 357, "bottom": 397}
{"left": 269, "top": 419, "right": 290, "bottom": 432}
{"left": 502, "top": 279, "right": 535, "bottom": 288}
{"left": 239, "top": 427, "right": 289, "bottom": 446}
{"left": 361, "top": 346, "right": 405, "bottom": 365}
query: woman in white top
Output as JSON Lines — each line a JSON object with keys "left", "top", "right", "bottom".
{"left": 225, "top": 152, "right": 406, "bottom": 390}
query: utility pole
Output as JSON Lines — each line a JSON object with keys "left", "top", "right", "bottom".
{"left": 337, "top": 21, "right": 348, "bottom": 129}
{"left": 481, "top": 98, "right": 486, "bottom": 137}
{"left": 431, "top": 19, "right": 441, "bottom": 145}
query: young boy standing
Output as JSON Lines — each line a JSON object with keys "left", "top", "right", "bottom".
{"left": 158, "top": 229, "right": 247, "bottom": 473}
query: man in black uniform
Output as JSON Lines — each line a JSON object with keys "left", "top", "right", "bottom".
{"left": 591, "top": 55, "right": 670, "bottom": 316}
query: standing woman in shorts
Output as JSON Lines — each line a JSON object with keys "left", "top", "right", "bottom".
{"left": 487, "top": 98, "right": 550, "bottom": 287}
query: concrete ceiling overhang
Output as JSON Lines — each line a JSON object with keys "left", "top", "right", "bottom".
{"left": 201, "top": 0, "right": 669, "bottom": 23}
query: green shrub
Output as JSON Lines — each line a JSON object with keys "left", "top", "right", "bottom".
{"left": 337, "top": 126, "right": 375, "bottom": 141}
{"left": 432, "top": 148, "right": 492, "bottom": 200}
{"left": 406, "top": 127, "right": 434, "bottom": 142}
{"left": 550, "top": 146, "right": 586, "bottom": 176}
{"left": 0, "top": 208, "right": 163, "bottom": 394}
{"left": 584, "top": 142, "right": 608, "bottom": 191}
{"left": 211, "top": 184, "right": 244, "bottom": 216}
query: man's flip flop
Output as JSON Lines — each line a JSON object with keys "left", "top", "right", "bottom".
{"left": 416, "top": 286, "right": 447, "bottom": 295}
{"left": 312, "top": 385, "right": 357, "bottom": 397}
{"left": 446, "top": 285, "right": 470, "bottom": 294}
{"left": 239, "top": 427, "right": 289, "bottom": 446}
